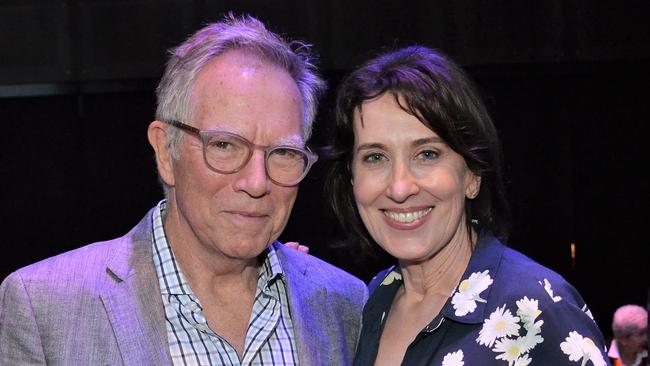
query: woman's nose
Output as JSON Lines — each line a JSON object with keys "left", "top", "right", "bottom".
{"left": 385, "top": 161, "right": 419, "bottom": 202}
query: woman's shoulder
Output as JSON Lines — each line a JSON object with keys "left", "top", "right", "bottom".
{"left": 367, "top": 265, "right": 400, "bottom": 294}
{"left": 494, "top": 245, "right": 583, "bottom": 306}
{"left": 472, "top": 243, "right": 609, "bottom": 365}
{"left": 467, "top": 236, "right": 579, "bottom": 307}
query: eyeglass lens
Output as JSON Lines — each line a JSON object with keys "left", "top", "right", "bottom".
{"left": 205, "top": 133, "right": 308, "bottom": 185}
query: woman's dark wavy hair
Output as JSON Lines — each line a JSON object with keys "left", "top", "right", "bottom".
{"left": 326, "top": 46, "right": 510, "bottom": 254}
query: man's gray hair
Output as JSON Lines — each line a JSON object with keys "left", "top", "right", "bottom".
{"left": 612, "top": 304, "right": 647, "bottom": 339}
{"left": 155, "top": 13, "right": 326, "bottom": 159}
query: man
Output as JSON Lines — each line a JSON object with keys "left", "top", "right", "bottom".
{"left": 608, "top": 304, "right": 648, "bottom": 366}
{"left": 0, "top": 15, "right": 367, "bottom": 365}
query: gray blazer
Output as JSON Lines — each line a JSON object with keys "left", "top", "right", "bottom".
{"left": 0, "top": 209, "right": 368, "bottom": 365}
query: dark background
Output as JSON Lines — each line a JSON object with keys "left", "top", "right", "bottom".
{"left": 1, "top": 0, "right": 648, "bottom": 341}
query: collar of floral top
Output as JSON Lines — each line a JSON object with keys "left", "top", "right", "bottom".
{"left": 441, "top": 234, "right": 505, "bottom": 325}
{"left": 367, "top": 234, "right": 505, "bottom": 327}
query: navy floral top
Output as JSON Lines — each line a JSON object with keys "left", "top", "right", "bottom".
{"left": 354, "top": 235, "right": 611, "bottom": 366}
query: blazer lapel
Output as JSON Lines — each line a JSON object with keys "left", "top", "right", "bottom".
{"left": 100, "top": 212, "right": 172, "bottom": 366}
{"left": 275, "top": 244, "right": 337, "bottom": 365}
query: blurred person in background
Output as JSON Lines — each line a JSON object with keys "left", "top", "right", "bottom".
{"left": 609, "top": 304, "right": 648, "bottom": 366}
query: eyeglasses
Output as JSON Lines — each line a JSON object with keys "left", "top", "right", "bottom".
{"left": 163, "top": 119, "right": 318, "bottom": 187}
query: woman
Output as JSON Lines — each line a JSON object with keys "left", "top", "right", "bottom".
{"left": 327, "top": 46, "right": 610, "bottom": 365}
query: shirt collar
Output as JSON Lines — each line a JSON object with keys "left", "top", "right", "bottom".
{"left": 440, "top": 234, "right": 505, "bottom": 324}
{"left": 261, "top": 242, "right": 285, "bottom": 285}
{"left": 152, "top": 199, "right": 192, "bottom": 295}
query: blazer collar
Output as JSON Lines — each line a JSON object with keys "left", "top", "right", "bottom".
{"left": 101, "top": 208, "right": 172, "bottom": 366}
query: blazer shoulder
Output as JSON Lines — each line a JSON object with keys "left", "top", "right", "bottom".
{"left": 17, "top": 238, "right": 121, "bottom": 276}
{"left": 273, "top": 242, "right": 367, "bottom": 294}
{"left": 6, "top": 208, "right": 154, "bottom": 289}
{"left": 3, "top": 236, "right": 133, "bottom": 301}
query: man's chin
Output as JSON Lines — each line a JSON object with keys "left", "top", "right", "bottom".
{"left": 219, "top": 241, "right": 272, "bottom": 261}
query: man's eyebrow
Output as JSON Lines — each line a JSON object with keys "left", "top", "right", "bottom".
{"left": 274, "top": 135, "right": 304, "bottom": 147}
{"left": 205, "top": 128, "right": 304, "bottom": 147}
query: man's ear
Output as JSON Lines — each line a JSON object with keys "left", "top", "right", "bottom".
{"left": 147, "top": 120, "right": 175, "bottom": 187}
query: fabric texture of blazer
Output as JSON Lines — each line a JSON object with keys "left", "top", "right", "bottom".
{"left": 0, "top": 208, "right": 368, "bottom": 365}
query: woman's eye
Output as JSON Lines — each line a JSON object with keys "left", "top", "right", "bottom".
{"left": 363, "top": 153, "right": 386, "bottom": 163}
{"left": 417, "top": 150, "right": 439, "bottom": 160}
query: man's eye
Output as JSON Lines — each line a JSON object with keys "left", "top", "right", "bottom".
{"left": 210, "top": 140, "right": 233, "bottom": 150}
{"left": 270, "top": 148, "right": 304, "bottom": 162}
{"left": 272, "top": 148, "right": 299, "bottom": 157}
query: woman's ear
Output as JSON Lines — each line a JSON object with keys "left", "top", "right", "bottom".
{"left": 466, "top": 173, "right": 481, "bottom": 199}
{"left": 147, "top": 120, "right": 175, "bottom": 187}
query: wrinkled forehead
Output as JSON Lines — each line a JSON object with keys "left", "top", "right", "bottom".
{"left": 188, "top": 52, "right": 304, "bottom": 145}
{"left": 190, "top": 50, "right": 302, "bottom": 113}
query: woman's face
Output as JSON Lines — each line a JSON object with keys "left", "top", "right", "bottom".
{"left": 351, "top": 93, "right": 480, "bottom": 263}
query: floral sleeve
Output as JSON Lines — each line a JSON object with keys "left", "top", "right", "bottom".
{"left": 529, "top": 275, "right": 610, "bottom": 366}
{"left": 470, "top": 272, "right": 610, "bottom": 366}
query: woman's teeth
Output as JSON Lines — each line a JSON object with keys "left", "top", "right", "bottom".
{"left": 383, "top": 208, "right": 432, "bottom": 223}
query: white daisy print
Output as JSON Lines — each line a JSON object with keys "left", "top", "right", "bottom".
{"left": 513, "top": 354, "right": 532, "bottom": 366}
{"left": 476, "top": 305, "right": 521, "bottom": 347}
{"left": 519, "top": 320, "right": 544, "bottom": 353}
{"left": 380, "top": 270, "right": 402, "bottom": 286}
{"left": 516, "top": 297, "right": 541, "bottom": 327}
{"left": 560, "top": 331, "right": 584, "bottom": 361}
{"left": 460, "top": 270, "right": 493, "bottom": 295}
{"left": 441, "top": 349, "right": 464, "bottom": 366}
{"left": 539, "top": 278, "right": 562, "bottom": 302}
{"left": 560, "top": 331, "right": 607, "bottom": 366}
{"left": 493, "top": 336, "right": 526, "bottom": 364}
{"left": 476, "top": 296, "right": 546, "bottom": 362}
{"left": 452, "top": 292, "right": 479, "bottom": 317}
{"left": 452, "top": 270, "right": 494, "bottom": 316}
{"left": 581, "top": 304, "right": 595, "bottom": 321}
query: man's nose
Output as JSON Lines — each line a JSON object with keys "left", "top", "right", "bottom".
{"left": 233, "top": 150, "right": 271, "bottom": 197}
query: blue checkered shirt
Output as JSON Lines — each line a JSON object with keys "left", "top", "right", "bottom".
{"left": 151, "top": 200, "right": 298, "bottom": 365}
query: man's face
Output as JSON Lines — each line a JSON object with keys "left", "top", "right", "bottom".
{"left": 622, "top": 326, "right": 648, "bottom": 353}
{"left": 164, "top": 50, "right": 304, "bottom": 261}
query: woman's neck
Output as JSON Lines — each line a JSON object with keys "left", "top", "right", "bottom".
{"left": 399, "top": 231, "right": 475, "bottom": 301}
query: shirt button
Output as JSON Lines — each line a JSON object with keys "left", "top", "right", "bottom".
{"left": 195, "top": 323, "right": 206, "bottom": 332}
{"left": 188, "top": 302, "right": 198, "bottom": 311}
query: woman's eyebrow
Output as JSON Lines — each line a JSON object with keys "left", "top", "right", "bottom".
{"left": 412, "top": 137, "right": 443, "bottom": 147}
{"left": 355, "top": 142, "right": 386, "bottom": 152}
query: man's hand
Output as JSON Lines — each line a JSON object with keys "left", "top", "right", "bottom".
{"left": 283, "top": 241, "right": 309, "bottom": 254}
